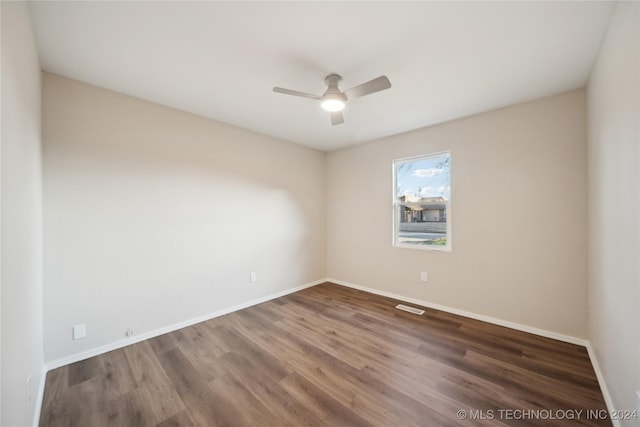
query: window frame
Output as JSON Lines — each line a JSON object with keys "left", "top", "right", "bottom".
{"left": 392, "top": 151, "right": 452, "bottom": 252}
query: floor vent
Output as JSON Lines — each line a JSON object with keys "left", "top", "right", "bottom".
{"left": 395, "top": 304, "right": 425, "bottom": 315}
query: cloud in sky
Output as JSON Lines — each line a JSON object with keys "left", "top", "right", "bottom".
{"left": 418, "top": 187, "right": 435, "bottom": 197}
{"left": 412, "top": 168, "right": 443, "bottom": 178}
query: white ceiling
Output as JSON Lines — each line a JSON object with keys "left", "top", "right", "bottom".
{"left": 29, "top": 1, "right": 614, "bottom": 152}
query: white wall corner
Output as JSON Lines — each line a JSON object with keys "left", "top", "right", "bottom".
{"left": 32, "top": 367, "right": 46, "bottom": 427}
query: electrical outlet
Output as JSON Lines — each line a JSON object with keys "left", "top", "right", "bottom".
{"left": 250, "top": 272, "right": 257, "bottom": 283}
{"left": 73, "top": 323, "right": 86, "bottom": 340}
{"left": 420, "top": 272, "right": 428, "bottom": 282}
{"left": 125, "top": 328, "right": 134, "bottom": 338}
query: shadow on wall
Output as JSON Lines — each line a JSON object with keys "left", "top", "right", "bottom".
{"left": 43, "top": 72, "right": 325, "bottom": 362}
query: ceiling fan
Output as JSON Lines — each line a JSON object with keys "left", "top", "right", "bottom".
{"left": 273, "top": 74, "right": 392, "bottom": 126}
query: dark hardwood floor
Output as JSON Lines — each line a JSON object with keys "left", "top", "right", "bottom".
{"left": 40, "top": 282, "right": 611, "bottom": 426}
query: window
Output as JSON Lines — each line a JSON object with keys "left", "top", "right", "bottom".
{"left": 393, "top": 151, "right": 451, "bottom": 251}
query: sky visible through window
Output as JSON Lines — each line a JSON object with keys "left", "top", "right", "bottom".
{"left": 396, "top": 153, "right": 450, "bottom": 200}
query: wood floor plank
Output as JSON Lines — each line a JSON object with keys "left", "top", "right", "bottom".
{"left": 215, "top": 351, "right": 325, "bottom": 427}
{"left": 155, "top": 348, "right": 241, "bottom": 427}
{"left": 40, "top": 282, "right": 612, "bottom": 426}
{"left": 234, "top": 319, "right": 403, "bottom": 426}
{"left": 206, "top": 374, "right": 274, "bottom": 426}
{"left": 39, "top": 369, "right": 68, "bottom": 426}
{"left": 66, "top": 356, "right": 101, "bottom": 387}
{"left": 278, "top": 372, "right": 375, "bottom": 427}
{"left": 122, "top": 341, "right": 187, "bottom": 424}
{"left": 152, "top": 410, "right": 197, "bottom": 427}
{"left": 100, "top": 348, "right": 138, "bottom": 400}
{"left": 214, "top": 324, "right": 290, "bottom": 382}
{"left": 48, "top": 375, "right": 107, "bottom": 427}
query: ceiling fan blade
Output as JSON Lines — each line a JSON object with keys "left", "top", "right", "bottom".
{"left": 273, "top": 87, "right": 321, "bottom": 100}
{"left": 330, "top": 112, "right": 344, "bottom": 126}
{"left": 344, "top": 76, "right": 391, "bottom": 101}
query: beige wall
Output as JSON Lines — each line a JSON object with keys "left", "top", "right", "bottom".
{"left": 42, "top": 73, "right": 326, "bottom": 363}
{"left": 1, "top": 2, "right": 45, "bottom": 425}
{"left": 587, "top": 1, "right": 640, "bottom": 422}
{"left": 327, "top": 90, "right": 588, "bottom": 339}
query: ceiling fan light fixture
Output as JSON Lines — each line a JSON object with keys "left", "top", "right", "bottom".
{"left": 321, "top": 95, "right": 346, "bottom": 112}
{"left": 273, "top": 74, "right": 391, "bottom": 125}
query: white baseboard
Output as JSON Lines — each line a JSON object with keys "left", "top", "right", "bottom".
{"left": 44, "top": 278, "right": 325, "bottom": 372}
{"left": 586, "top": 343, "right": 621, "bottom": 427}
{"left": 327, "top": 278, "right": 588, "bottom": 346}
{"left": 40, "top": 277, "right": 618, "bottom": 427}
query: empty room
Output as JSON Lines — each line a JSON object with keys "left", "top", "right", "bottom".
{"left": 2, "top": 1, "right": 638, "bottom": 426}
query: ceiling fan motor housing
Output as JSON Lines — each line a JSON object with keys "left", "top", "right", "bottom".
{"left": 323, "top": 74, "right": 347, "bottom": 100}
